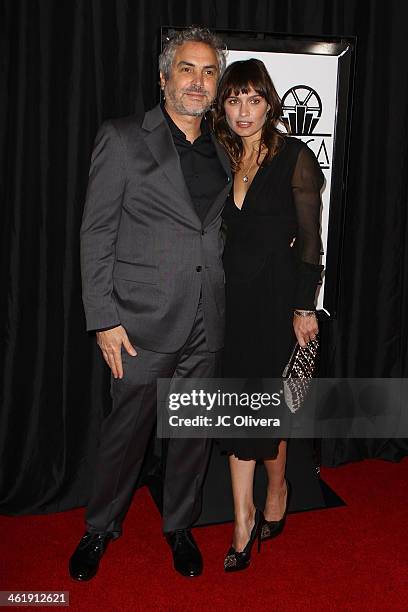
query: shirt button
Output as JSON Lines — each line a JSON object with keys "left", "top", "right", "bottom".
{"left": 196, "top": 266, "right": 202, "bottom": 272}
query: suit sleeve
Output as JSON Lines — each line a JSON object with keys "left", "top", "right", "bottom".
{"left": 80, "top": 121, "right": 126, "bottom": 331}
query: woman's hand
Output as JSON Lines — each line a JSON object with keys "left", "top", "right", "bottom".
{"left": 293, "top": 311, "right": 319, "bottom": 347}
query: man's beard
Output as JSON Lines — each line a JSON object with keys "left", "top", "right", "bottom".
{"left": 165, "top": 84, "right": 213, "bottom": 116}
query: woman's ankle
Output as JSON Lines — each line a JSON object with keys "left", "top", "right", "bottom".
{"left": 264, "top": 480, "right": 288, "bottom": 520}
{"left": 234, "top": 505, "right": 256, "bottom": 528}
{"left": 266, "top": 478, "right": 286, "bottom": 498}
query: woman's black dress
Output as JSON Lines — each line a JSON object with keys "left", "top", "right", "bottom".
{"left": 219, "top": 137, "right": 324, "bottom": 460}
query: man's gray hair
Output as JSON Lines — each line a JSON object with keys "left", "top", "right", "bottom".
{"left": 159, "top": 26, "right": 227, "bottom": 80}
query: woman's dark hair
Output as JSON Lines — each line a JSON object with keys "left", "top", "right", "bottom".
{"left": 213, "top": 58, "right": 286, "bottom": 170}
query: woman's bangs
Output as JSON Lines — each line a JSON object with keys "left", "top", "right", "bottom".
{"left": 223, "top": 79, "right": 266, "bottom": 100}
{"left": 222, "top": 61, "right": 268, "bottom": 101}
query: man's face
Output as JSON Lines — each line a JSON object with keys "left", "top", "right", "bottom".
{"left": 160, "top": 41, "right": 219, "bottom": 117}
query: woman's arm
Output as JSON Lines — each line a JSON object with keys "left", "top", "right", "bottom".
{"left": 291, "top": 143, "right": 324, "bottom": 346}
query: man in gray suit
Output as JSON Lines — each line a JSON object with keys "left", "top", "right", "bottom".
{"left": 69, "top": 27, "right": 231, "bottom": 580}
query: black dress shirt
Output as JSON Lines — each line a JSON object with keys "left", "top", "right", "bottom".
{"left": 162, "top": 106, "right": 226, "bottom": 222}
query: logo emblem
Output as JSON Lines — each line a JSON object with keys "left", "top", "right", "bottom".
{"left": 281, "top": 86, "right": 322, "bottom": 135}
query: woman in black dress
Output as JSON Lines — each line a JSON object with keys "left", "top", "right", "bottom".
{"left": 214, "top": 59, "right": 324, "bottom": 571}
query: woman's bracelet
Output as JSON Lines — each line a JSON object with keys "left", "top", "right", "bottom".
{"left": 294, "top": 309, "right": 316, "bottom": 317}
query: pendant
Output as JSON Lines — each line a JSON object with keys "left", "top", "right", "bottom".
{"left": 243, "top": 175, "right": 249, "bottom": 183}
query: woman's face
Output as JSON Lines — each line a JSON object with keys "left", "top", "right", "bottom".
{"left": 223, "top": 85, "right": 270, "bottom": 139}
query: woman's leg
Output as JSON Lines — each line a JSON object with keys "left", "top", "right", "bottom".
{"left": 229, "top": 454, "right": 257, "bottom": 551}
{"left": 263, "top": 440, "right": 288, "bottom": 521}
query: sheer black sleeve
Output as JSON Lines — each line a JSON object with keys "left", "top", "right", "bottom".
{"left": 291, "top": 143, "right": 324, "bottom": 310}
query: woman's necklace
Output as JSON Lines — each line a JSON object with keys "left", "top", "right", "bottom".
{"left": 240, "top": 146, "right": 265, "bottom": 182}
{"left": 240, "top": 153, "right": 257, "bottom": 183}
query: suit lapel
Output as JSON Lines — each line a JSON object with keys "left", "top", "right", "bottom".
{"left": 211, "top": 134, "right": 232, "bottom": 181}
{"left": 202, "top": 133, "right": 232, "bottom": 226}
{"left": 142, "top": 106, "right": 196, "bottom": 213}
{"left": 141, "top": 105, "right": 232, "bottom": 227}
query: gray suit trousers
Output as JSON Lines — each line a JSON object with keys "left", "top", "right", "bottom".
{"left": 85, "top": 296, "right": 219, "bottom": 536}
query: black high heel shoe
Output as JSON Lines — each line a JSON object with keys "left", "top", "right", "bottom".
{"left": 224, "top": 508, "right": 265, "bottom": 572}
{"left": 261, "top": 479, "right": 291, "bottom": 541}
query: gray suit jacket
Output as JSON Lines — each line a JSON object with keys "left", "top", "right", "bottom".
{"left": 80, "top": 105, "right": 232, "bottom": 352}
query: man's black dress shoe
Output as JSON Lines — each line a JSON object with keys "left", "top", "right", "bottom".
{"left": 166, "top": 529, "right": 203, "bottom": 577}
{"left": 69, "top": 532, "right": 113, "bottom": 581}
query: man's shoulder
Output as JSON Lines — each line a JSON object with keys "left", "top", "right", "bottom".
{"left": 92, "top": 106, "right": 165, "bottom": 156}
{"left": 107, "top": 112, "right": 145, "bottom": 135}
{"left": 106, "top": 105, "right": 163, "bottom": 135}
{"left": 93, "top": 115, "right": 145, "bottom": 149}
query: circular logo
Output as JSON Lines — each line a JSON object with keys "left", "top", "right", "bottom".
{"left": 281, "top": 85, "right": 322, "bottom": 135}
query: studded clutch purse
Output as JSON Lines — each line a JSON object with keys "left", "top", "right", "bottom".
{"left": 282, "top": 338, "right": 319, "bottom": 413}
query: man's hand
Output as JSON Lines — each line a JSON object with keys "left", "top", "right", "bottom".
{"left": 293, "top": 313, "right": 319, "bottom": 348}
{"left": 96, "top": 325, "right": 137, "bottom": 379}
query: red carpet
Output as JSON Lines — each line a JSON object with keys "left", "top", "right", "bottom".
{"left": 1, "top": 458, "right": 407, "bottom": 611}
